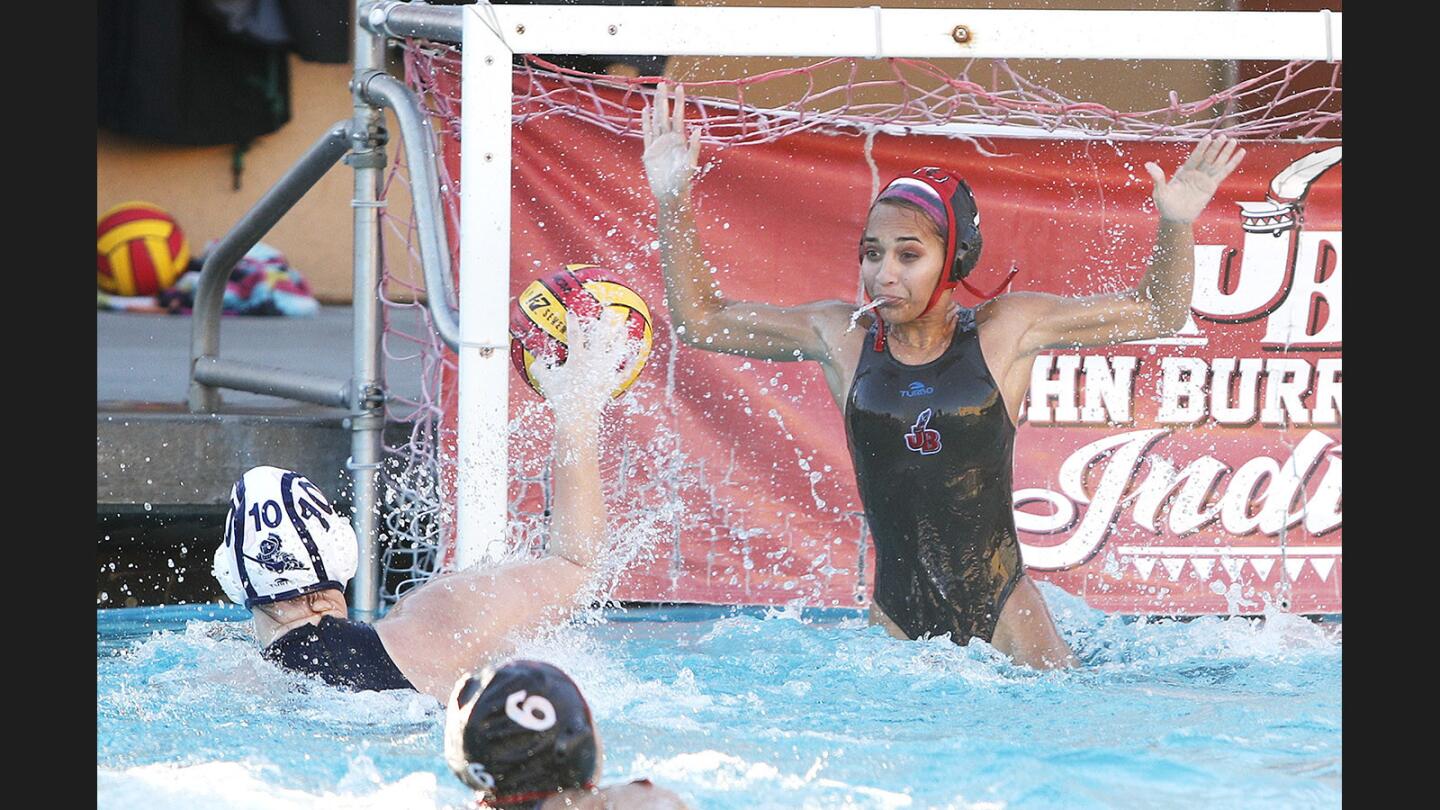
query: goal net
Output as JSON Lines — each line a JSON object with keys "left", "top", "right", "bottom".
{"left": 375, "top": 4, "right": 1341, "bottom": 615}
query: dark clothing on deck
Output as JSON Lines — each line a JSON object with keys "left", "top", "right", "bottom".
{"left": 264, "top": 615, "right": 415, "bottom": 692}
{"left": 844, "top": 309, "right": 1024, "bottom": 644}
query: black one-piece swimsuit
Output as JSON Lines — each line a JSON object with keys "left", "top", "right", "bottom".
{"left": 264, "top": 614, "right": 415, "bottom": 692}
{"left": 844, "top": 309, "right": 1024, "bottom": 644}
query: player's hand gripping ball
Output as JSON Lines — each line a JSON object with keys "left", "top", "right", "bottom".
{"left": 509, "top": 264, "right": 654, "bottom": 399}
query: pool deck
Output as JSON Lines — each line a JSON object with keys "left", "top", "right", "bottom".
{"left": 97, "top": 307, "right": 424, "bottom": 510}
{"left": 97, "top": 306, "right": 423, "bottom": 406}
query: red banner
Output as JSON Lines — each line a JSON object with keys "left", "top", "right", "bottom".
{"left": 439, "top": 88, "right": 1341, "bottom": 615}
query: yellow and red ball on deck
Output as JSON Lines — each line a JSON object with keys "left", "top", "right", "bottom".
{"left": 97, "top": 201, "right": 192, "bottom": 296}
{"left": 509, "top": 264, "right": 654, "bottom": 399}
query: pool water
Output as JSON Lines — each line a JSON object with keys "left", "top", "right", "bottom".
{"left": 97, "top": 587, "right": 1340, "bottom": 809}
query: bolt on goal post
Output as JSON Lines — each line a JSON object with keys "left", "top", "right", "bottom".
{"left": 361, "top": 2, "right": 1341, "bottom": 573}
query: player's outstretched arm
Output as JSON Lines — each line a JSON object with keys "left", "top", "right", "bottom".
{"left": 528, "top": 310, "right": 637, "bottom": 569}
{"left": 642, "top": 83, "right": 853, "bottom": 365}
{"left": 375, "top": 313, "right": 637, "bottom": 700}
{"left": 989, "top": 135, "right": 1246, "bottom": 355}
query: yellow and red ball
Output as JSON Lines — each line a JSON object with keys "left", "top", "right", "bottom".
{"left": 97, "top": 201, "right": 191, "bottom": 296}
{"left": 509, "top": 264, "right": 653, "bottom": 398}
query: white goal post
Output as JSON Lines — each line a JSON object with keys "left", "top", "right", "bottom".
{"left": 362, "top": 2, "right": 1342, "bottom": 570}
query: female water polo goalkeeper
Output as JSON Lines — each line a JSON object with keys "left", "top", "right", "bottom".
{"left": 641, "top": 85, "right": 1244, "bottom": 668}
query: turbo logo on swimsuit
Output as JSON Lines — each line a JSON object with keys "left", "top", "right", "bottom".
{"left": 905, "top": 409, "right": 942, "bottom": 455}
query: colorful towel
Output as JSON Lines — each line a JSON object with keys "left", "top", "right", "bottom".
{"left": 97, "top": 242, "right": 321, "bottom": 316}
{"left": 158, "top": 242, "right": 320, "bottom": 316}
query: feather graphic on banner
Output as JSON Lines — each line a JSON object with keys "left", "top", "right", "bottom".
{"left": 1269, "top": 146, "right": 1343, "bottom": 204}
{"left": 1239, "top": 146, "right": 1342, "bottom": 234}
{"left": 1161, "top": 558, "right": 1187, "bottom": 581}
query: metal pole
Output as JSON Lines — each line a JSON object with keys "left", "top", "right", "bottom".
{"left": 348, "top": 0, "right": 388, "bottom": 623}
{"left": 357, "top": 72, "right": 461, "bottom": 351}
{"left": 363, "top": 0, "right": 462, "bottom": 42}
{"left": 1219, "top": 0, "right": 1240, "bottom": 130}
{"left": 192, "top": 357, "right": 351, "bottom": 408}
{"left": 188, "top": 124, "right": 352, "bottom": 413}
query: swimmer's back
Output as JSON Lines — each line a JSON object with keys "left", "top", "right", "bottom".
{"left": 263, "top": 614, "right": 415, "bottom": 693}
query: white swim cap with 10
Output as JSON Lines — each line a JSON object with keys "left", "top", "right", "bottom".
{"left": 211, "top": 466, "right": 357, "bottom": 608}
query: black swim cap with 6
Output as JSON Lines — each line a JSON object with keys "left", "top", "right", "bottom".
{"left": 445, "top": 660, "right": 599, "bottom": 806}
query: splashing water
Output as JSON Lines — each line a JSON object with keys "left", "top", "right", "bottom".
{"left": 847, "top": 298, "right": 889, "bottom": 334}
{"left": 99, "top": 586, "right": 1339, "bottom": 810}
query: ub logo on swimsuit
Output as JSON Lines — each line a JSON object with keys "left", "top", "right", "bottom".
{"left": 245, "top": 533, "right": 308, "bottom": 573}
{"left": 900, "top": 381, "right": 935, "bottom": 398}
{"left": 905, "top": 409, "right": 942, "bottom": 455}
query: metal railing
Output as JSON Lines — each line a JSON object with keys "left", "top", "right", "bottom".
{"left": 186, "top": 0, "right": 460, "bottom": 621}
{"left": 187, "top": 123, "right": 355, "bottom": 412}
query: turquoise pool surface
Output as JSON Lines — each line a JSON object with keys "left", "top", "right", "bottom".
{"left": 97, "top": 589, "right": 1340, "bottom": 809}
